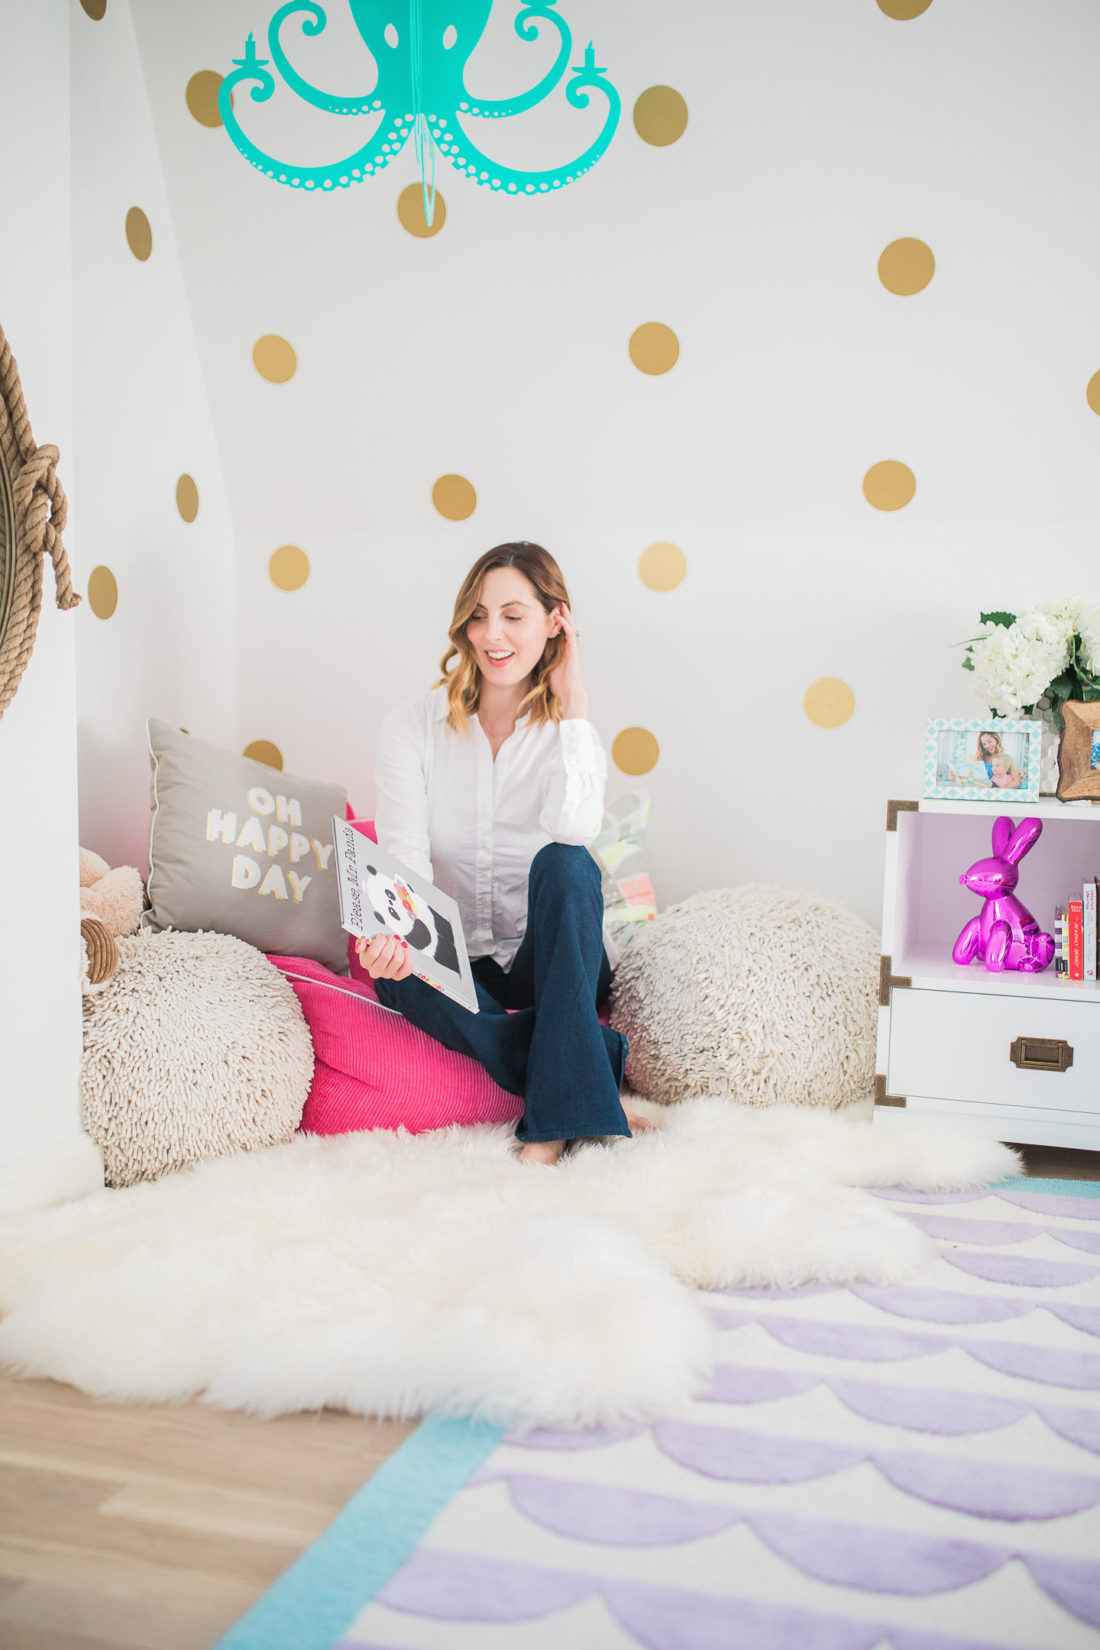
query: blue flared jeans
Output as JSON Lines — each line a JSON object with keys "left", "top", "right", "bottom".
{"left": 375, "top": 843, "right": 630, "bottom": 1143}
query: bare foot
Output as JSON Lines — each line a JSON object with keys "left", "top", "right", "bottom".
{"left": 624, "top": 1108, "right": 659, "bottom": 1135}
{"left": 518, "top": 1139, "right": 566, "bottom": 1166}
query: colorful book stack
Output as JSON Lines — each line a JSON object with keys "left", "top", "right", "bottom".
{"left": 1055, "top": 877, "right": 1099, "bottom": 982}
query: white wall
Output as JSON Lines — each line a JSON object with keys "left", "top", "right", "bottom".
{"left": 72, "top": 0, "right": 238, "bottom": 873}
{"left": 0, "top": 0, "right": 101, "bottom": 1212}
{"left": 2, "top": 1, "right": 1095, "bottom": 1204}
{"left": 125, "top": 0, "right": 1100, "bottom": 928}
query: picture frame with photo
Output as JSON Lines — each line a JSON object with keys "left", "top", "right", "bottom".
{"left": 1055, "top": 700, "right": 1100, "bottom": 802}
{"left": 923, "top": 717, "right": 1041, "bottom": 803}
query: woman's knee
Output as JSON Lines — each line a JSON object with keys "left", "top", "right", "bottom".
{"left": 530, "top": 841, "right": 601, "bottom": 896}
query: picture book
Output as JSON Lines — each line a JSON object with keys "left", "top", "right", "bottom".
{"left": 1054, "top": 878, "right": 1099, "bottom": 985}
{"left": 1054, "top": 903, "right": 1069, "bottom": 981}
{"left": 948, "top": 761, "right": 996, "bottom": 788}
{"left": 1084, "top": 877, "right": 1098, "bottom": 985}
{"left": 1068, "top": 898, "right": 1083, "bottom": 982}
{"left": 331, "top": 818, "right": 479, "bottom": 1014}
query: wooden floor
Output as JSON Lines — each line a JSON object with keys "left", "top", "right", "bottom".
{"left": 1, "top": 1142, "right": 1097, "bottom": 1650}
{"left": 0, "top": 1378, "right": 415, "bottom": 1649}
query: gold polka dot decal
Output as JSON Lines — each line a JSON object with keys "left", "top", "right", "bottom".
{"left": 804, "top": 679, "right": 855, "bottom": 729}
{"left": 87, "top": 566, "right": 118, "bottom": 620}
{"left": 253, "top": 335, "right": 298, "bottom": 384}
{"left": 878, "top": 238, "right": 934, "bottom": 296}
{"left": 863, "top": 460, "right": 916, "bottom": 511}
{"left": 876, "top": 0, "right": 934, "bottom": 16}
{"left": 243, "top": 740, "right": 284, "bottom": 770}
{"left": 79, "top": 0, "right": 106, "bottom": 17}
{"left": 186, "top": 71, "right": 229, "bottom": 129}
{"left": 175, "top": 475, "right": 199, "bottom": 522}
{"left": 613, "top": 727, "right": 659, "bottom": 776}
{"left": 124, "top": 207, "right": 152, "bottom": 262}
{"left": 432, "top": 474, "right": 477, "bottom": 521}
{"left": 633, "top": 86, "right": 688, "bottom": 147}
{"left": 1087, "top": 371, "right": 1100, "bottom": 415}
{"left": 639, "top": 542, "right": 686, "bottom": 592}
{"left": 398, "top": 184, "right": 447, "bottom": 237}
{"left": 629, "top": 323, "right": 679, "bottom": 376}
{"left": 269, "top": 545, "right": 311, "bottom": 591}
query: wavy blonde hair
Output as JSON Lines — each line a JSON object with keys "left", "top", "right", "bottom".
{"left": 436, "top": 542, "right": 571, "bottom": 734}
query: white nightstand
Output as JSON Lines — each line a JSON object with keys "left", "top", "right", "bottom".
{"left": 875, "top": 796, "right": 1100, "bottom": 1149}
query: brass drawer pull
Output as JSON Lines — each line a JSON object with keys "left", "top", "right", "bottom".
{"left": 1009, "top": 1037, "right": 1074, "bottom": 1074}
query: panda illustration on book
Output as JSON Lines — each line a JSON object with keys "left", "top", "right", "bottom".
{"left": 359, "top": 863, "right": 460, "bottom": 975}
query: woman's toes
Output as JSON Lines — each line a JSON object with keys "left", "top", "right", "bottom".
{"left": 624, "top": 1109, "right": 659, "bottom": 1134}
{"left": 518, "top": 1140, "right": 566, "bottom": 1166}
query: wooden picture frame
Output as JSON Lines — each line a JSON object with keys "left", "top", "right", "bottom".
{"left": 1056, "top": 700, "right": 1100, "bottom": 802}
{"left": 0, "top": 321, "right": 79, "bottom": 723}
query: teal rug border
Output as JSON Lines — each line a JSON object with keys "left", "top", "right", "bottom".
{"left": 213, "top": 1173, "right": 1097, "bottom": 1650}
{"left": 996, "top": 1173, "right": 1100, "bottom": 1199}
{"left": 211, "top": 1413, "right": 505, "bottom": 1650}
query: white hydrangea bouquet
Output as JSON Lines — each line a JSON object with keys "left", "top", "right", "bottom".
{"left": 962, "top": 599, "right": 1100, "bottom": 725}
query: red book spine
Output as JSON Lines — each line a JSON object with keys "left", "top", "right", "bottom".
{"left": 1068, "top": 899, "right": 1084, "bottom": 982}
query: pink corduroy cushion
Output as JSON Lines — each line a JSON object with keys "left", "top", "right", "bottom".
{"left": 266, "top": 953, "right": 523, "bottom": 1136}
{"left": 264, "top": 810, "right": 522, "bottom": 1135}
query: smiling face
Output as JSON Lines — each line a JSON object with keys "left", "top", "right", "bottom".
{"left": 465, "top": 566, "right": 557, "bottom": 690}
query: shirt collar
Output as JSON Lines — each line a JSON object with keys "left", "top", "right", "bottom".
{"left": 431, "top": 684, "right": 533, "bottom": 729}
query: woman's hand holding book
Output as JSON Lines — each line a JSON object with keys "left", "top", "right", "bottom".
{"left": 355, "top": 933, "right": 414, "bottom": 981}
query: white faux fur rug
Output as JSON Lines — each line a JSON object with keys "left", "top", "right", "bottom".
{"left": 0, "top": 1101, "right": 1018, "bottom": 1429}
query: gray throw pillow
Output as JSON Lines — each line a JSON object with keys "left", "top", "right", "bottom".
{"left": 145, "top": 718, "right": 349, "bottom": 974}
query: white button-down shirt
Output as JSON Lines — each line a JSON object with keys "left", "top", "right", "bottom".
{"left": 374, "top": 686, "right": 608, "bottom": 970}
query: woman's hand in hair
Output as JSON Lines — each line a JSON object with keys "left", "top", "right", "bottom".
{"left": 548, "top": 605, "right": 588, "bottom": 720}
{"left": 355, "top": 933, "right": 414, "bottom": 981}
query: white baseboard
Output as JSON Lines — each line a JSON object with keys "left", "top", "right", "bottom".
{"left": 0, "top": 1133, "right": 105, "bottom": 1216}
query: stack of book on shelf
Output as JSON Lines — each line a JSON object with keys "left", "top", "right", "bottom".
{"left": 1054, "top": 877, "right": 1099, "bottom": 983}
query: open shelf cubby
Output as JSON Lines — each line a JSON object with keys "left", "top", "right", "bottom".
{"left": 887, "top": 798, "right": 1100, "bottom": 1002}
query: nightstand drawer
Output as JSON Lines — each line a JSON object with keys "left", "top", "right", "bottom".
{"left": 888, "top": 989, "right": 1100, "bottom": 1114}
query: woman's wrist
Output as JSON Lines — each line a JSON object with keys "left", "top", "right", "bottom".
{"left": 559, "top": 692, "right": 589, "bottom": 721}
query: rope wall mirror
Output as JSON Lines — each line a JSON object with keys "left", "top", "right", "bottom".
{"left": 0, "top": 320, "right": 80, "bottom": 724}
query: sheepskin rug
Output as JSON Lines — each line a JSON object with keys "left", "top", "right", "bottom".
{"left": 81, "top": 930, "right": 314, "bottom": 1186}
{"left": 611, "top": 885, "right": 880, "bottom": 1108}
{"left": 0, "top": 1102, "right": 1017, "bottom": 1429}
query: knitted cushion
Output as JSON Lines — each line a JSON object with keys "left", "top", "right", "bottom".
{"left": 609, "top": 884, "right": 879, "bottom": 1109}
{"left": 81, "top": 930, "right": 314, "bottom": 1186}
{"left": 268, "top": 954, "right": 524, "bottom": 1135}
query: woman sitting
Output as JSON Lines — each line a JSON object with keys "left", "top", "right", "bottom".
{"left": 356, "top": 541, "right": 653, "bottom": 1165}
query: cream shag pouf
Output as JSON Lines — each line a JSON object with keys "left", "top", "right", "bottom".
{"left": 610, "top": 884, "right": 880, "bottom": 1109}
{"left": 82, "top": 930, "right": 314, "bottom": 1187}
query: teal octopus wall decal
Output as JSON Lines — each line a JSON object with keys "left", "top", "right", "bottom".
{"left": 219, "top": 0, "right": 620, "bottom": 221}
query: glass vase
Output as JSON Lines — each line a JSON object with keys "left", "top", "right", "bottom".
{"left": 1034, "top": 703, "right": 1060, "bottom": 795}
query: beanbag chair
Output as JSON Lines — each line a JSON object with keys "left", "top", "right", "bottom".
{"left": 85, "top": 931, "right": 313, "bottom": 1185}
{"left": 610, "top": 884, "right": 878, "bottom": 1109}
{"left": 267, "top": 953, "right": 523, "bottom": 1135}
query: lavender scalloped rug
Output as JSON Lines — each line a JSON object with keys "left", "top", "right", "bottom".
{"left": 215, "top": 1175, "right": 1100, "bottom": 1650}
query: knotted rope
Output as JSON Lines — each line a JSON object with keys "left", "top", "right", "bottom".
{"left": 0, "top": 320, "right": 80, "bottom": 723}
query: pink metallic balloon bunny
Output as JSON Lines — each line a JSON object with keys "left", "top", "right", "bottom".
{"left": 952, "top": 816, "right": 1054, "bottom": 974}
